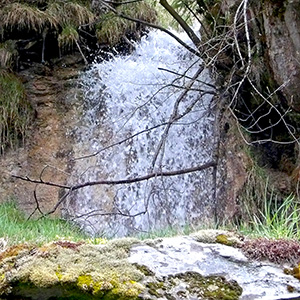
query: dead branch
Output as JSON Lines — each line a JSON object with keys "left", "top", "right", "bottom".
{"left": 13, "top": 161, "right": 216, "bottom": 191}
{"left": 14, "top": 161, "right": 216, "bottom": 216}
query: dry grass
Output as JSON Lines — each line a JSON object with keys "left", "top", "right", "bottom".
{"left": 96, "top": 1, "right": 156, "bottom": 46}
{"left": 96, "top": 12, "right": 133, "bottom": 45}
{"left": 0, "top": 71, "right": 32, "bottom": 153}
{"left": 0, "top": 1, "right": 95, "bottom": 34}
{"left": 46, "top": 1, "right": 95, "bottom": 28}
{"left": 0, "top": 39, "right": 17, "bottom": 69}
{"left": 0, "top": 2, "right": 49, "bottom": 32}
{"left": 63, "top": 2, "right": 95, "bottom": 26}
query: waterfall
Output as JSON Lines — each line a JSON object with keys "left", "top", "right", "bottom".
{"left": 65, "top": 28, "right": 216, "bottom": 237}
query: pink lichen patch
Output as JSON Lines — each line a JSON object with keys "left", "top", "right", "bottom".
{"left": 242, "top": 238, "right": 300, "bottom": 264}
{"left": 54, "top": 240, "right": 84, "bottom": 250}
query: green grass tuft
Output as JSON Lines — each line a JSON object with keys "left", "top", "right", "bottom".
{"left": 0, "top": 200, "right": 89, "bottom": 245}
{"left": 240, "top": 191, "right": 300, "bottom": 240}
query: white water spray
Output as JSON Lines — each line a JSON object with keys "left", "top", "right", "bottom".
{"left": 65, "top": 29, "right": 216, "bottom": 237}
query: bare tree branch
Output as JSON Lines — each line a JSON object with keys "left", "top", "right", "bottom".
{"left": 13, "top": 161, "right": 216, "bottom": 191}
{"left": 159, "top": 0, "right": 201, "bottom": 48}
{"left": 151, "top": 66, "right": 204, "bottom": 169}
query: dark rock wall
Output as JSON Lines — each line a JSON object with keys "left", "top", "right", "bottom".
{"left": 210, "top": 0, "right": 300, "bottom": 223}
{"left": 263, "top": 0, "right": 300, "bottom": 111}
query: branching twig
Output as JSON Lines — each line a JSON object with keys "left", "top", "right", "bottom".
{"left": 151, "top": 66, "right": 204, "bottom": 169}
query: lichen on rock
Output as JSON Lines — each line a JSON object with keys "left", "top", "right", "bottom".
{"left": 0, "top": 239, "right": 144, "bottom": 299}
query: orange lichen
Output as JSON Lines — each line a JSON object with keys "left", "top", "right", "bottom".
{"left": 0, "top": 243, "right": 33, "bottom": 262}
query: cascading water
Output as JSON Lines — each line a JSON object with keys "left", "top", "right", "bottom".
{"left": 65, "top": 28, "right": 216, "bottom": 237}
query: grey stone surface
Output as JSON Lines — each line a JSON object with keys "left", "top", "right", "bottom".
{"left": 129, "top": 236, "right": 300, "bottom": 300}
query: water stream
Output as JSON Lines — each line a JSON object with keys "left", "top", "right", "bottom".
{"left": 65, "top": 29, "right": 216, "bottom": 237}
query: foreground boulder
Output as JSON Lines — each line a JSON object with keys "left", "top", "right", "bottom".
{"left": 0, "top": 231, "right": 300, "bottom": 299}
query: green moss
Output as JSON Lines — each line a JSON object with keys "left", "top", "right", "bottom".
{"left": 173, "top": 272, "right": 242, "bottom": 300}
{"left": 284, "top": 264, "right": 300, "bottom": 280}
{"left": 0, "top": 241, "right": 144, "bottom": 299}
{"left": 134, "top": 264, "right": 155, "bottom": 277}
{"left": 191, "top": 230, "right": 242, "bottom": 246}
{"left": 146, "top": 281, "right": 164, "bottom": 297}
{"left": 58, "top": 25, "right": 79, "bottom": 52}
{"left": 216, "top": 234, "right": 235, "bottom": 246}
{"left": 143, "top": 271, "right": 242, "bottom": 300}
{"left": 77, "top": 275, "right": 106, "bottom": 295}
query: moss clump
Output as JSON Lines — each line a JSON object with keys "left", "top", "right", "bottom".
{"left": 0, "top": 243, "right": 33, "bottom": 262}
{"left": 134, "top": 264, "right": 155, "bottom": 277}
{"left": 146, "top": 281, "right": 164, "bottom": 297}
{"left": 143, "top": 271, "right": 242, "bottom": 300}
{"left": 284, "top": 265, "right": 300, "bottom": 280}
{"left": 177, "top": 272, "right": 242, "bottom": 300}
{"left": 191, "top": 230, "right": 242, "bottom": 246}
{"left": 0, "top": 240, "right": 144, "bottom": 299}
{"left": 58, "top": 25, "right": 80, "bottom": 52}
{"left": 0, "top": 70, "right": 32, "bottom": 153}
{"left": 216, "top": 234, "right": 236, "bottom": 246}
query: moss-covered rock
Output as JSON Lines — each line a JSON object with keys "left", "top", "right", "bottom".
{"left": 141, "top": 271, "right": 242, "bottom": 300}
{"left": 191, "top": 230, "right": 243, "bottom": 246}
{"left": 0, "top": 239, "right": 144, "bottom": 299}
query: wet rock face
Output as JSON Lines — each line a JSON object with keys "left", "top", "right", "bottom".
{"left": 0, "top": 54, "right": 84, "bottom": 214}
{"left": 262, "top": 1, "right": 300, "bottom": 111}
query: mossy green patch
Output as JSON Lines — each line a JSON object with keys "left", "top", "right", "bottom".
{"left": 0, "top": 240, "right": 144, "bottom": 299}
{"left": 176, "top": 271, "right": 242, "bottom": 300}
{"left": 216, "top": 234, "right": 235, "bottom": 246}
{"left": 142, "top": 271, "right": 242, "bottom": 300}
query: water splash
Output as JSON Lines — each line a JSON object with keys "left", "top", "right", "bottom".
{"left": 65, "top": 29, "right": 216, "bottom": 237}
